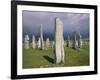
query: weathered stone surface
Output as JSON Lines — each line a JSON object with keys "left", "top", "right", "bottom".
{"left": 24, "top": 35, "right": 30, "bottom": 49}
{"left": 40, "top": 24, "right": 44, "bottom": 50}
{"left": 78, "top": 32, "right": 82, "bottom": 48}
{"left": 32, "top": 35, "right": 35, "bottom": 48}
{"left": 46, "top": 38, "right": 50, "bottom": 49}
{"left": 73, "top": 32, "right": 77, "bottom": 49}
{"left": 54, "top": 18, "right": 65, "bottom": 64}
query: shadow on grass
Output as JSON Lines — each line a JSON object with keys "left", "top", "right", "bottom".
{"left": 43, "top": 56, "right": 54, "bottom": 64}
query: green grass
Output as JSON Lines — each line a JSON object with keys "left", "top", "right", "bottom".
{"left": 23, "top": 44, "right": 89, "bottom": 69}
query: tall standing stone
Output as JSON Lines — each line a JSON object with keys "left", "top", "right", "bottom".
{"left": 73, "top": 32, "right": 77, "bottom": 49}
{"left": 46, "top": 38, "right": 50, "bottom": 49}
{"left": 38, "top": 37, "right": 41, "bottom": 48}
{"left": 24, "top": 35, "right": 30, "bottom": 49}
{"left": 67, "top": 35, "right": 71, "bottom": 47}
{"left": 78, "top": 32, "right": 82, "bottom": 48}
{"left": 32, "top": 35, "right": 35, "bottom": 48}
{"left": 40, "top": 24, "right": 44, "bottom": 50}
{"left": 54, "top": 18, "right": 65, "bottom": 64}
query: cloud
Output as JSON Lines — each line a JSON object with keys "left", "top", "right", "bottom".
{"left": 22, "top": 11, "right": 90, "bottom": 40}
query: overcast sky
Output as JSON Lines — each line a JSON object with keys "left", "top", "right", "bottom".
{"left": 22, "top": 10, "right": 90, "bottom": 41}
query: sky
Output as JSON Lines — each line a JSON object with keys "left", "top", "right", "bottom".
{"left": 22, "top": 10, "right": 90, "bottom": 41}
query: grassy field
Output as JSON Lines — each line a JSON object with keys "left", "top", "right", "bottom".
{"left": 23, "top": 44, "right": 89, "bottom": 69}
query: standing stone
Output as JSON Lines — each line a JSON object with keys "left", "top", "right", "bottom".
{"left": 24, "top": 35, "right": 30, "bottom": 49}
{"left": 32, "top": 35, "right": 35, "bottom": 48}
{"left": 38, "top": 37, "right": 41, "bottom": 48}
{"left": 46, "top": 38, "right": 50, "bottom": 49}
{"left": 78, "top": 32, "right": 82, "bottom": 48}
{"left": 67, "top": 35, "right": 71, "bottom": 47}
{"left": 40, "top": 24, "right": 44, "bottom": 50}
{"left": 54, "top": 18, "right": 65, "bottom": 64}
{"left": 73, "top": 32, "right": 77, "bottom": 49}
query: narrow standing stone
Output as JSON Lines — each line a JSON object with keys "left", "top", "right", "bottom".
{"left": 78, "top": 32, "right": 82, "bottom": 48}
{"left": 46, "top": 38, "right": 50, "bottom": 49}
{"left": 73, "top": 32, "right": 77, "bottom": 49}
{"left": 40, "top": 24, "right": 44, "bottom": 50}
{"left": 24, "top": 35, "right": 30, "bottom": 49}
{"left": 32, "top": 35, "right": 35, "bottom": 48}
{"left": 54, "top": 18, "right": 65, "bottom": 64}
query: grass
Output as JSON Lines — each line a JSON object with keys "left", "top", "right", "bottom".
{"left": 22, "top": 44, "right": 89, "bottom": 69}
